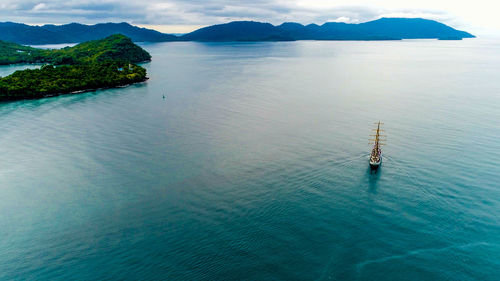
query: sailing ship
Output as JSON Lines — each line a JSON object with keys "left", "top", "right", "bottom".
{"left": 369, "top": 121, "right": 386, "bottom": 169}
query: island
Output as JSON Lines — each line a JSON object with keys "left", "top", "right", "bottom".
{"left": 0, "top": 34, "right": 150, "bottom": 101}
{"left": 181, "top": 18, "right": 475, "bottom": 41}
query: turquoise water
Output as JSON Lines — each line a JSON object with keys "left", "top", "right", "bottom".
{"left": 0, "top": 64, "right": 39, "bottom": 77}
{"left": 0, "top": 40, "right": 499, "bottom": 280}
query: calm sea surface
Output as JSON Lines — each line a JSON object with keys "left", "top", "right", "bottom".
{"left": 0, "top": 40, "right": 499, "bottom": 280}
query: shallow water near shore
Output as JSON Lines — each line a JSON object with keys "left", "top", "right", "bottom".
{"left": 0, "top": 39, "right": 499, "bottom": 280}
{"left": 0, "top": 64, "right": 40, "bottom": 77}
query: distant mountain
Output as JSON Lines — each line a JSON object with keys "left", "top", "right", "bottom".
{"left": 0, "top": 22, "right": 177, "bottom": 45}
{"left": 355, "top": 18, "right": 474, "bottom": 39}
{"left": 183, "top": 18, "right": 474, "bottom": 41}
{"left": 0, "top": 22, "right": 69, "bottom": 45}
{"left": 0, "top": 18, "right": 474, "bottom": 45}
{"left": 277, "top": 22, "right": 394, "bottom": 40}
{"left": 42, "top": 22, "right": 178, "bottom": 43}
{"left": 181, "top": 21, "right": 294, "bottom": 41}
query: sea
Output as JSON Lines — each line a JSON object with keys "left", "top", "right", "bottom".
{"left": 0, "top": 39, "right": 499, "bottom": 280}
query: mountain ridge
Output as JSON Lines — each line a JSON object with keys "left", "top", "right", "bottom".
{"left": 0, "top": 22, "right": 178, "bottom": 44}
{"left": 0, "top": 18, "right": 475, "bottom": 45}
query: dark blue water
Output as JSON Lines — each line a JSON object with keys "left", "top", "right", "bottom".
{"left": 0, "top": 40, "right": 499, "bottom": 280}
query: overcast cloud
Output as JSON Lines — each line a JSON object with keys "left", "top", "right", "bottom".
{"left": 0, "top": 0, "right": 498, "bottom": 34}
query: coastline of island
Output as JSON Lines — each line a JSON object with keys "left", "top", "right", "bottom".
{"left": 35, "top": 75, "right": 149, "bottom": 99}
{"left": 0, "top": 34, "right": 150, "bottom": 102}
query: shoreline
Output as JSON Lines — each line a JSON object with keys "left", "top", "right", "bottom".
{"left": 0, "top": 77, "right": 149, "bottom": 103}
{"left": 0, "top": 59, "right": 151, "bottom": 67}
{"left": 0, "top": 62, "right": 44, "bottom": 67}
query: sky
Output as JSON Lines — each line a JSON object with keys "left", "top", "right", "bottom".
{"left": 0, "top": 0, "right": 499, "bottom": 35}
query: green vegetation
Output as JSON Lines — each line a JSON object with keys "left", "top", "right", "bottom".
{"left": 0, "top": 34, "right": 151, "bottom": 65}
{"left": 0, "top": 62, "right": 146, "bottom": 101}
{"left": 52, "top": 34, "right": 151, "bottom": 64}
{"left": 0, "top": 41, "right": 43, "bottom": 65}
{"left": 0, "top": 34, "right": 150, "bottom": 101}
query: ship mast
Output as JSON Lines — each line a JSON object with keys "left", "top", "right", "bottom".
{"left": 369, "top": 122, "right": 384, "bottom": 147}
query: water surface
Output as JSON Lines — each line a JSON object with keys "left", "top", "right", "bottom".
{"left": 0, "top": 64, "right": 40, "bottom": 77}
{"left": 0, "top": 39, "right": 499, "bottom": 280}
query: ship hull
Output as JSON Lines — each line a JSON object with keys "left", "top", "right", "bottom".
{"left": 369, "top": 157, "right": 382, "bottom": 169}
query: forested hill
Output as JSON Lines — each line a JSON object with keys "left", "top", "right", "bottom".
{"left": 53, "top": 34, "right": 151, "bottom": 64}
{"left": 0, "top": 35, "right": 150, "bottom": 101}
{"left": 0, "top": 34, "right": 151, "bottom": 65}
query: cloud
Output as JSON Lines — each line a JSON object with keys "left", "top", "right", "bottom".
{"left": 32, "top": 3, "right": 47, "bottom": 11}
{"left": 332, "top": 17, "right": 354, "bottom": 23}
{"left": 0, "top": 0, "right": 496, "bottom": 34}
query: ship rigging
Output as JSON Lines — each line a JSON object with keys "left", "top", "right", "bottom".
{"left": 369, "top": 121, "right": 386, "bottom": 169}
